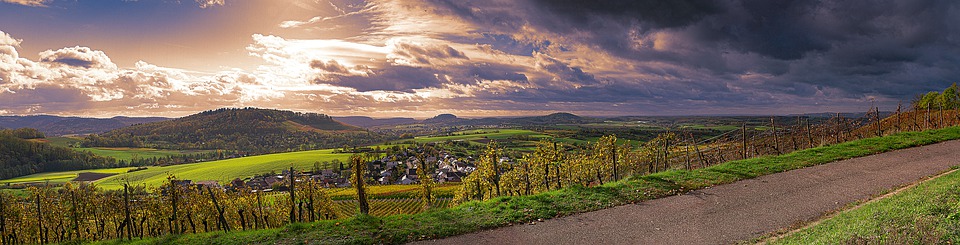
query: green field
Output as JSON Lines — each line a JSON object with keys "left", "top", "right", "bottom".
{"left": 41, "top": 137, "right": 213, "bottom": 161}
{"left": 406, "top": 129, "right": 550, "bottom": 143}
{"left": 79, "top": 147, "right": 213, "bottom": 161}
{"left": 772, "top": 169, "right": 960, "bottom": 244}
{"left": 93, "top": 149, "right": 353, "bottom": 190}
{"left": 0, "top": 167, "right": 136, "bottom": 185}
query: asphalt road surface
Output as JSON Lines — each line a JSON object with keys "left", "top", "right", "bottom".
{"left": 413, "top": 140, "right": 960, "bottom": 245}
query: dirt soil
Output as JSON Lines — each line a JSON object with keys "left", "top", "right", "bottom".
{"left": 413, "top": 140, "right": 960, "bottom": 245}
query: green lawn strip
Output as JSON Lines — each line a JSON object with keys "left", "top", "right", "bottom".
{"left": 98, "top": 126, "right": 960, "bottom": 245}
{"left": 771, "top": 169, "right": 960, "bottom": 244}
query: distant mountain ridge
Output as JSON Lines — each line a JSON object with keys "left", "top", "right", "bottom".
{"left": 82, "top": 108, "right": 384, "bottom": 153}
{"left": 0, "top": 115, "right": 169, "bottom": 136}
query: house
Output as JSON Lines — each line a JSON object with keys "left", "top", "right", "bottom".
{"left": 399, "top": 174, "right": 418, "bottom": 185}
{"left": 229, "top": 178, "right": 246, "bottom": 189}
{"left": 195, "top": 180, "right": 223, "bottom": 190}
{"left": 438, "top": 172, "right": 466, "bottom": 182}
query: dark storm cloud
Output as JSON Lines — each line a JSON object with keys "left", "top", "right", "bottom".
{"left": 424, "top": 0, "right": 960, "bottom": 112}
{"left": 315, "top": 61, "right": 530, "bottom": 92}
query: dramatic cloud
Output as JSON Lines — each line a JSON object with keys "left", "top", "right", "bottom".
{"left": 1, "top": 0, "right": 47, "bottom": 7}
{"left": 2, "top": 0, "right": 960, "bottom": 117}
{"left": 196, "top": 0, "right": 225, "bottom": 9}
{"left": 39, "top": 46, "right": 118, "bottom": 69}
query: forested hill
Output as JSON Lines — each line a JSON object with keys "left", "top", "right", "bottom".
{"left": 0, "top": 128, "right": 118, "bottom": 180}
{"left": 0, "top": 115, "right": 169, "bottom": 136}
{"left": 80, "top": 108, "right": 386, "bottom": 153}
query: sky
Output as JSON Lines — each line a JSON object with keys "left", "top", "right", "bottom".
{"left": 1, "top": 0, "right": 959, "bottom": 118}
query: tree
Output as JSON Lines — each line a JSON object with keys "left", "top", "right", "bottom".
{"left": 917, "top": 91, "right": 940, "bottom": 110}
{"left": 937, "top": 83, "right": 960, "bottom": 109}
{"left": 455, "top": 142, "right": 502, "bottom": 202}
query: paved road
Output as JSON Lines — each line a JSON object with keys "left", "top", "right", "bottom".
{"left": 413, "top": 140, "right": 960, "bottom": 245}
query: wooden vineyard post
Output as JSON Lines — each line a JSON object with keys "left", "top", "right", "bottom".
{"left": 123, "top": 184, "right": 132, "bottom": 241}
{"left": 206, "top": 187, "right": 230, "bottom": 232}
{"left": 692, "top": 134, "right": 706, "bottom": 168}
{"left": 896, "top": 103, "right": 902, "bottom": 133}
{"left": 835, "top": 113, "right": 841, "bottom": 144}
{"left": 806, "top": 119, "right": 813, "bottom": 148}
{"left": 940, "top": 101, "right": 945, "bottom": 128}
{"left": 771, "top": 117, "right": 780, "bottom": 155}
{"left": 684, "top": 137, "right": 691, "bottom": 170}
{"left": 741, "top": 123, "right": 747, "bottom": 159}
{"left": 170, "top": 178, "right": 179, "bottom": 235}
{"left": 553, "top": 142, "right": 561, "bottom": 190}
{"left": 875, "top": 106, "right": 881, "bottom": 137}
{"left": 289, "top": 167, "right": 296, "bottom": 224}
{"left": 256, "top": 190, "right": 266, "bottom": 228}
{"left": 35, "top": 193, "right": 43, "bottom": 244}
{"left": 612, "top": 142, "right": 619, "bottom": 180}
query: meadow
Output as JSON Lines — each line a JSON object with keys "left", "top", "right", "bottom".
{"left": 42, "top": 137, "right": 214, "bottom": 161}
{"left": 93, "top": 148, "right": 353, "bottom": 190}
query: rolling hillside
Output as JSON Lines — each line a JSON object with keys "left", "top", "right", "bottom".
{"left": 0, "top": 115, "right": 169, "bottom": 136}
{"left": 81, "top": 108, "right": 387, "bottom": 153}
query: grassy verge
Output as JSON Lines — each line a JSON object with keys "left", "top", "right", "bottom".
{"left": 99, "top": 126, "right": 960, "bottom": 245}
{"left": 770, "top": 169, "right": 960, "bottom": 244}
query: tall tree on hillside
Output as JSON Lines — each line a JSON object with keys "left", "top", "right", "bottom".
{"left": 917, "top": 91, "right": 940, "bottom": 110}
{"left": 937, "top": 83, "right": 960, "bottom": 109}
{"left": 349, "top": 154, "right": 370, "bottom": 215}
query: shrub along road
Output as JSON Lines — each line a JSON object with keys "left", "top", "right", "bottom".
{"left": 414, "top": 139, "right": 960, "bottom": 245}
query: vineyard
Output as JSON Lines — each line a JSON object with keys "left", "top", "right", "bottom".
{"left": 1, "top": 101, "right": 958, "bottom": 244}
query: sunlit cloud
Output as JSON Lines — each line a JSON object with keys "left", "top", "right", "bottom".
{"left": 1, "top": 0, "right": 47, "bottom": 7}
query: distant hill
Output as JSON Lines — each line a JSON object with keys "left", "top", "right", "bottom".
{"left": 423, "top": 113, "right": 463, "bottom": 124}
{"left": 0, "top": 128, "right": 119, "bottom": 180}
{"left": 333, "top": 116, "right": 417, "bottom": 128}
{"left": 81, "top": 108, "right": 385, "bottom": 153}
{"left": 418, "top": 112, "right": 598, "bottom": 127}
{"left": 0, "top": 115, "right": 169, "bottom": 136}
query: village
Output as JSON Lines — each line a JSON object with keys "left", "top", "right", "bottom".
{"left": 173, "top": 145, "right": 494, "bottom": 192}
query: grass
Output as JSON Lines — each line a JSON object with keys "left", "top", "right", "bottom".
{"left": 93, "top": 149, "right": 353, "bottom": 190}
{"left": 0, "top": 167, "right": 136, "bottom": 185}
{"left": 96, "top": 126, "right": 960, "bottom": 245}
{"left": 771, "top": 169, "right": 960, "bottom": 244}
